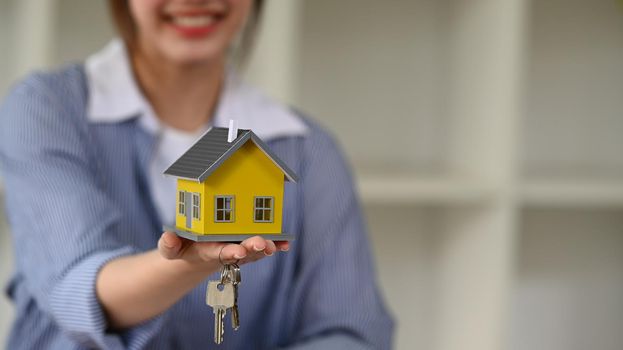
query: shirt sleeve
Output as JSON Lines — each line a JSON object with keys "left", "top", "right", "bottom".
{"left": 0, "top": 74, "right": 165, "bottom": 349}
{"left": 283, "top": 127, "right": 394, "bottom": 349}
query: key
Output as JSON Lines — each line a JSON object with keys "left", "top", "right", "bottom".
{"left": 231, "top": 297, "right": 240, "bottom": 331}
{"left": 229, "top": 264, "right": 241, "bottom": 330}
{"left": 206, "top": 280, "right": 235, "bottom": 344}
{"left": 213, "top": 306, "right": 225, "bottom": 345}
{"left": 220, "top": 264, "right": 232, "bottom": 284}
{"left": 229, "top": 263, "right": 241, "bottom": 285}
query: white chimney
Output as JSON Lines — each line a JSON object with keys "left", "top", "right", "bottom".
{"left": 227, "top": 119, "right": 238, "bottom": 143}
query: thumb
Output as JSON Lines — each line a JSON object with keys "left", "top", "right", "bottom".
{"left": 158, "top": 232, "right": 183, "bottom": 259}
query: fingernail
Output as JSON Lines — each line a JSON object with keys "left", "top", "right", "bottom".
{"left": 280, "top": 247, "right": 289, "bottom": 252}
{"left": 233, "top": 254, "right": 246, "bottom": 260}
{"left": 253, "top": 245, "right": 265, "bottom": 252}
{"left": 264, "top": 251, "right": 274, "bottom": 256}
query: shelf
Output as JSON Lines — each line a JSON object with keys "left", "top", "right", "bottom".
{"left": 356, "top": 174, "right": 497, "bottom": 205}
{"left": 520, "top": 179, "right": 623, "bottom": 208}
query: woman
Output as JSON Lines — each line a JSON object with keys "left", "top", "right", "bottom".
{"left": 0, "top": 0, "right": 393, "bottom": 349}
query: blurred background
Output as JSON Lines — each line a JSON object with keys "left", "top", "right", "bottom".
{"left": 1, "top": 0, "right": 623, "bottom": 349}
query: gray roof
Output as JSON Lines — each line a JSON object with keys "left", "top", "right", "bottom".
{"left": 163, "top": 127, "right": 298, "bottom": 183}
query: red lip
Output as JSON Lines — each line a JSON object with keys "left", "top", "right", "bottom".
{"left": 165, "top": 10, "right": 224, "bottom": 39}
{"left": 168, "top": 21, "right": 220, "bottom": 39}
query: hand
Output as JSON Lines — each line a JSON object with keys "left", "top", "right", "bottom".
{"left": 157, "top": 231, "right": 290, "bottom": 272}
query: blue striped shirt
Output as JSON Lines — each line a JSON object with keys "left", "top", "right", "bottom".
{"left": 0, "top": 65, "right": 393, "bottom": 349}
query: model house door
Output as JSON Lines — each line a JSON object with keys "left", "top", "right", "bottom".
{"left": 184, "top": 192, "right": 192, "bottom": 229}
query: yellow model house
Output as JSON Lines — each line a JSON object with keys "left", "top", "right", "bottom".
{"left": 163, "top": 122, "right": 297, "bottom": 242}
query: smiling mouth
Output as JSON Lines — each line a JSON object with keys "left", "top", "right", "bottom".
{"left": 170, "top": 14, "right": 218, "bottom": 28}
{"left": 165, "top": 12, "right": 225, "bottom": 38}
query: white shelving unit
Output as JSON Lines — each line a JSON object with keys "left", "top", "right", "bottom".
{"left": 1, "top": 0, "right": 622, "bottom": 349}
{"left": 521, "top": 179, "right": 623, "bottom": 208}
{"left": 291, "top": 0, "right": 524, "bottom": 349}
{"left": 279, "top": 0, "right": 623, "bottom": 349}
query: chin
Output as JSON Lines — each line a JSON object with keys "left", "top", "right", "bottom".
{"left": 164, "top": 41, "right": 227, "bottom": 65}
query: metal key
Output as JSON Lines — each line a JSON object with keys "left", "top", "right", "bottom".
{"left": 206, "top": 280, "right": 235, "bottom": 344}
{"left": 229, "top": 263, "right": 241, "bottom": 286}
{"left": 220, "top": 264, "right": 232, "bottom": 284}
{"left": 229, "top": 263, "right": 241, "bottom": 330}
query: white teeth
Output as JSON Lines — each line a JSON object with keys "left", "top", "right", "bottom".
{"left": 172, "top": 16, "right": 214, "bottom": 27}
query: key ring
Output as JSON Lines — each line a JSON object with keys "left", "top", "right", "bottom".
{"left": 218, "top": 244, "right": 241, "bottom": 266}
{"left": 218, "top": 245, "right": 226, "bottom": 266}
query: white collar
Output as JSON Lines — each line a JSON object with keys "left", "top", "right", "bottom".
{"left": 85, "top": 39, "right": 308, "bottom": 140}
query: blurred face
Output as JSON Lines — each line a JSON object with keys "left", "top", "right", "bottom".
{"left": 129, "top": 0, "right": 253, "bottom": 64}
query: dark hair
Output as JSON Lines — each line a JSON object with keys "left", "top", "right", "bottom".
{"left": 107, "top": 0, "right": 264, "bottom": 66}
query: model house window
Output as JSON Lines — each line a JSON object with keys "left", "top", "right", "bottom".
{"left": 178, "top": 191, "right": 185, "bottom": 215}
{"left": 192, "top": 193, "right": 200, "bottom": 220}
{"left": 215, "top": 196, "right": 234, "bottom": 222}
{"left": 254, "top": 196, "right": 273, "bottom": 222}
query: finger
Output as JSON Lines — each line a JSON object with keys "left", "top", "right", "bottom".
{"left": 196, "top": 243, "right": 247, "bottom": 263}
{"left": 237, "top": 236, "right": 270, "bottom": 264}
{"left": 240, "top": 236, "right": 267, "bottom": 254}
{"left": 239, "top": 251, "right": 265, "bottom": 264}
{"left": 264, "top": 240, "right": 277, "bottom": 256}
{"left": 221, "top": 243, "right": 248, "bottom": 263}
{"left": 275, "top": 241, "right": 290, "bottom": 252}
{"left": 158, "top": 232, "right": 182, "bottom": 260}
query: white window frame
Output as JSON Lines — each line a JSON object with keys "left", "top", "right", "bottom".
{"left": 192, "top": 193, "right": 201, "bottom": 220}
{"left": 254, "top": 196, "right": 274, "bottom": 223}
{"left": 214, "top": 195, "right": 234, "bottom": 222}
{"left": 178, "top": 191, "right": 186, "bottom": 215}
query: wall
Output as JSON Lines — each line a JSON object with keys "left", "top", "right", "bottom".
{"left": 511, "top": 209, "right": 623, "bottom": 350}
{"left": 53, "top": 0, "right": 114, "bottom": 66}
{"left": 0, "top": 0, "right": 14, "bottom": 96}
{"left": 511, "top": 0, "right": 623, "bottom": 349}
{"left": 521, "top": 0, "right": 623, "bottom": 178}
{"left": 297, "top": 0, "right": 451, "bottom": 174}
